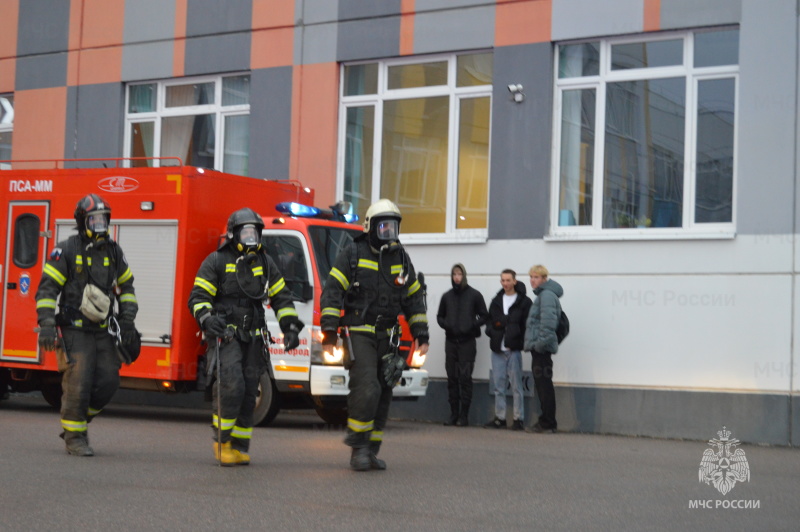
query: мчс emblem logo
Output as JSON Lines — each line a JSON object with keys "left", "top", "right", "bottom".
{"left": 98, "top": 176, "right": 139, "bottom": 193}
{"left": 699, "top": 426, "right": 750, "bottom": 495}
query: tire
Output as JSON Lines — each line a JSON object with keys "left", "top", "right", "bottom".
{"left": 314, "top": 405, "right": 348, "bottom": 425}
{"left": 40, "top": 381, "right": 62, "bottom": 409}
{"left": 253, "top": 371, "right": 280, "bottom": 426}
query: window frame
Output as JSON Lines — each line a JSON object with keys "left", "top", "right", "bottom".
{"left": 337, "top": 52, "right": 493, "bottom": 244}
{"left": 123, "top": 74, "right": 250, "bottom": 173}
{"left": 0, "top": 93, "right": 13, "bottom": 169}
{"left": 549, "top": 29, "right": 739, "bottom": 241}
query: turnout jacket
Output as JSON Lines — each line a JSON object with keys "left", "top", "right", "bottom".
{"left": 486, "top": 281, "right": 532, "bottom": 352}
{"left": 36, "top": 234, "right": 138, "bottom": 329}
{"left": 188, "top": 244, "right": 299, "bottom": 334}
{"left": 320, "top": 235, "right": 429, "bottom": 341}
{"left": 437, "top": 264, "right": 488, "bottom": 341}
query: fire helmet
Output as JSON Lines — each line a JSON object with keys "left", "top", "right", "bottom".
{"left": 74, "top": 194, "right": 111, "bottom": 241}
{"left": 226, "top": 207, "right": 264, "bottom": 253}
{"left": 363, "top": 199, "right": 402, "bottom": 248}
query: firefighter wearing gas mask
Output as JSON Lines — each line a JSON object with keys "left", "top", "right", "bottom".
{"left": 320, "top": 199, "right": 429, "bottom": 471}
{"left": 35, "top": 194, "right": 139, "bottom": 457}
{"left": 188, "top": 207, "right": 303, "bottom": 466}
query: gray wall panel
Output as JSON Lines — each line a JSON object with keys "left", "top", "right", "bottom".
{"left": 552, "top": 0, "right": 643, "bottom": 41}
{"left": 297, "top": 22, "right": 338, "bottom": 65}
{"left": 249, "top": 67, "right": 292, "bottom": 180}
{"left": 336, "top": 17, "right": 400, "bottom": 62}
{"left": 15, "top": 54, "right": 67, "bottom": 91}
{"left": 63, "top": 83, "right": 124, "bottom": 163}
{"left": 416, "top": 0, "right": 489, "bottom": 11}
{"left": 488, "top": 44, "right": 552, "bottom": 240}
{"left": 735, "top": 1, "right": 796, "bottom": 234}
{"left": 16, "top": 0, "right": 70, "bottom": 56}
{"left": 339, "top": 0, "right": 401, "bottom": 20}
{"left": 184, "top": 34, "right": 251, "bottom": 76}
{"left": 122, "top": 42, "right": 174, "bottom": 82}
{"left": 298, "top": 0, "right": 339, "bottom": 25}
{"left": 660, "top": 0, "right": 741, "bottom": 30}
{"left": 124, "top": 0, "right": 177, "bottom": 44}
{"left": 414, "top": 6, "right": 494, "bottom": 55}
{"left": 186, "top": 0, "right": 253, "bottom": 36}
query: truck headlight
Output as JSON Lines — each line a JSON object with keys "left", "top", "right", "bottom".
{"left": 323, "top": 346, "right": 344, "bottom": 365}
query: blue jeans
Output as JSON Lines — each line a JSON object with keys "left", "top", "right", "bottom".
{"left": 490, "top": 350, "right": 524, "bottom": 421}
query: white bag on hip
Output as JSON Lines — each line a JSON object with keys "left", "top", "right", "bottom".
{"left": 79, "top": 284, "right": 111, "bottom": 323}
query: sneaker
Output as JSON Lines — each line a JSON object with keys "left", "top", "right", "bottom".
{"left": 528, "top": 422, "right": 557, "bottom": 434}
{"left": 483, "top": 417, "right": 506, "bottom": 429}
{"left": 511, "top": 419, "right": 524, "bottom": 431}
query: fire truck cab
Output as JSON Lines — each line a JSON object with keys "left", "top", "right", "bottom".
{"left": 0, "top": 159, "right": 428, "bottom": 425}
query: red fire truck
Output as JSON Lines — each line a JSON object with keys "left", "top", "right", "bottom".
{"left": 0, "top": 159, "right": 429, "bottom": 424}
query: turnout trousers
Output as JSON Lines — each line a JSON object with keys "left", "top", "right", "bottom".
{"left": 59, "top": 328, "right": 121, "bottom": 444}
{"left": 211, "top": 337, "right": 265, "bottom": 453}
{"left": 344, "top": 333, "right": 392, "bottom": 449}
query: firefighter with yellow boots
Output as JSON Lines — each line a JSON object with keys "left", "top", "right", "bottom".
{"left": 35, "top": 194, "right": 140, "bottom": 456}
{"left": 320, "top": 199, "right": 429, "bottom": 471}
{"left": 189, "top": 208, "right": 302, "bottom": 466}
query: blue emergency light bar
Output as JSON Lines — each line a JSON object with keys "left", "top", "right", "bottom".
{"left": 275, "top": 201, "right": 359, "bottom": 223}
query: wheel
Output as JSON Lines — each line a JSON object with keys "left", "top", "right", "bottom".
{"left": 253, "top": 371, "right": 280, "bottom": 426}
{"left": 314, "top": 405, "right": 348, "bottom": 425}
{"left": 40, "top": 381, "right": 62, "bottom": 409}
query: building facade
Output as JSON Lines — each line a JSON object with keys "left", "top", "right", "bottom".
{"left": 1, "top": 0, "right": 797, "bottom": 445}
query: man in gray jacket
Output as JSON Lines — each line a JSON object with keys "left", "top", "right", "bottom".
{"left": 524, "top": 264, "right": 564, "bottom": 433}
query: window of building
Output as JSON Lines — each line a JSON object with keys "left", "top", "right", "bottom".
{"left": 0, "top": 93, "right": 14, "bottom": 169}
{"left": 339, "top": 52, "right": 493, "bottom": 242}
{"left": 552, "top": 28, "right": 738, "bottom": 238}
{"left": 124, "top": 75, "right": 250, "bottom": 175}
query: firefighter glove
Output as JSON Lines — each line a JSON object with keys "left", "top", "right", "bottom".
{"left": 283, "top": 330, "right": 300, "bottom": 351}
{"left": 321, "top": 330, "right": 338, "bottom": 348}
{"left": 37, "top": 319, "right": 57, "bottom": 352}
{"left": 381, "top": 352, "right": 406, "bottom": 388}
{"left": 117, "top": 319, "right": 142, "bottom": 364}
{"left": 120, "top": 319, "right": 138, "bottom": 345}
{"left": 203, "top": 315, "right": 228, "bottom": 339}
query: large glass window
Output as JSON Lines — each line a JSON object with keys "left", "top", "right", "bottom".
{"left": 553, "top": 29, "right": 738, "bottom": 236}
{"left": 339, "top": 53, "right": 493, "bottom": 240}
{"left": 0, "top": 93, "right": 13, "bottom": 168}
{"left": 124, "top": 75, "right": 250, "bottom": 174}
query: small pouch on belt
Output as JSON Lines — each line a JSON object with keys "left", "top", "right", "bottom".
{"left": 79, "top": 284, "right": 111, "bottom": 323}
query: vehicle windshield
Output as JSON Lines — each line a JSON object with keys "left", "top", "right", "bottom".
{"left": 308, "top": 225, "right": 362, "bottom": 282}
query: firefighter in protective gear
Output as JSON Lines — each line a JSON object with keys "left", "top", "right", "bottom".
{"left": 188, "top": 207, "right": 304, "bottom": 466}
{"left": 320, "top": 199, "right": 429, "bottom": 471}
{"left": 35, "top": 194, "right": 139, "bottom": 457}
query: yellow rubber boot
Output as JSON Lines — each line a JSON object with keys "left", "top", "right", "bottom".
{"left": 213, "top": 442, "right": 238, "bottom": 467}
{"left": 232, "top": 449, "right": 250, "bottom": 466}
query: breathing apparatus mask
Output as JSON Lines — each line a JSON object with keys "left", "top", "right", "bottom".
{"left": 237, "top": 224, "right": 260, "bottom": 254}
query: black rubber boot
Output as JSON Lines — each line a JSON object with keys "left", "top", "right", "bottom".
{"left": 64, "top": 431, "right": 94, "bottom": 457}
{"left": 368, "top": 441, "right": 386, "bottom": 470}
{"left": 458, "top": 404, "right": 470, "bottom": 427}
{"left": 350, "top": 447, "right": 371, "bottom": 471}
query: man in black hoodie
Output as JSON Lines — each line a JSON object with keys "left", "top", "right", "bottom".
{"left": 484, "top": 269, "right": 531, "bottom": 431}
{"left": 437, "top": 264, "right": 489, "bottom": 426}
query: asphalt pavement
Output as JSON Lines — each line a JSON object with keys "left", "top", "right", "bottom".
{"left": 0, "top": 393, "right": 798, "bottom": 532}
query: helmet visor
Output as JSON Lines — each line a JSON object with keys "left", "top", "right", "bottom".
{"left": 86, "top": 213, "right": 109, "bottom": 235}
{"left": 238, "top": 224, "right": 259, "bottom": 247}
{"left": 375, "top": 219, "right": 399, "bottom": 241}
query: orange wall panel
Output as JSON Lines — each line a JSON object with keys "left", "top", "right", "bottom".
{"left": 0, "top": 58, "right": 15, "bottom": 92}
{"left": 68, "top": 0, "right": 83, "bottom": 50}
{"left": 291, "top": 63, "right": 339, "bottom": 205}
{"left": 81, "top": 0, "right": 125, "bottom": 48}
{"left": 251, "top": 28, "right": 293, "bottom": 69}
{"left": 400, "top": 0, "right": 415, "bottom": 55}
{"left": 173, "top": 0, "right": 187, "bottom": 77}
{"left": 644, "top": 0, "right": 660, "bottom": 32}
{"left": 77, "top": 47, "right": 123, "bottom": 85}
{"left": 253, "top": 0, "right": 294, "bottom": 29}
{"left": 0, "top": 0, "right": 19, "bottom": 59}
{"left": 496, "top": 0, "right": 551, "bottom": 46}
{"left": 13, "top": 88, "right": 67, "bottom": 161}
